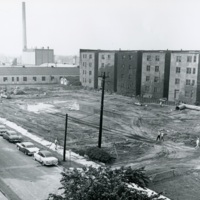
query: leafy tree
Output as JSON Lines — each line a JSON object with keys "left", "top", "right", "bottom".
{"left": 47, "top": 166, "right": 165, "bottom": 200}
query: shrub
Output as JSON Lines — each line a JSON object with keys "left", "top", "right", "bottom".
{"left": 86, "top": 146, "right": 113, "bottom": 163}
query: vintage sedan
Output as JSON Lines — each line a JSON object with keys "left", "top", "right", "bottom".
{"left": 33, "top": 150, "right": 58, "bottom": 166}
{"left": 3, "top": 130, "right": 23, "bottom": 143}
{"left": 16, "top": 142, "right": 39, "bottom": 156}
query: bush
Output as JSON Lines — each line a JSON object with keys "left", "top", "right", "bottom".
{"left": 48, "top": 166, "right": 165, "bottom": 200}
{"left": 72, "top": 148, "right": 86, "bottom": 156}
{"left": 86, "top": 146, "right": 113, "bottom": 163}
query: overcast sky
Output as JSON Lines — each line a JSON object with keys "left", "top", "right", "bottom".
{"left": 1, "top": 0, "right": 200, "bottom": 56}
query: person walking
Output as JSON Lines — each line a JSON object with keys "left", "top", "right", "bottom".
{"left": 54, "top": 137, "right": 58, "bottom": 150}
{"left": 156, "top": 131, "right": 161, "bottom": 141}
{"left": 195, "top": 137, "right": 199, "bottom": 149}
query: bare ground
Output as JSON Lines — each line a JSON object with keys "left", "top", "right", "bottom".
{"left": 1, "top": 85, "right": 200, "bottom": 200}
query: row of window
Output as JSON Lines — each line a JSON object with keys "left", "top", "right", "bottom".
{"left": 145, "top": 86, "right": 159, "bottom": 92}
{"left": 2, "top": 76, "right": 53, "bottom": 82}
{"left": 82, "top": 70, "right": 92, "bottom": 75}
{"left": 82, "top": 78, "right": 92, "bottom": 83}
{"left": 82, "top": 62, "right": 93, "bottom": 67}
{"left": 146, "top": 55, "right": 160, "bottom": 61}
{"left": 145, "top": 76, "right": 159, "bottom": 82}
{"left": 121, "top": 74, "right": 132, "bottom": 79}
{"left": 120, "top": 83, "right": 133, "bottom": 89}
{"left": 176, "top": 55, "right": 197, "bottom": 63}
{"left": 174, "top": 78, "right": 195, "bottom": 86}
{"left": 146, "top": 65, "right": 159, "bottom": 72}
{"left": 82, "top": 54, "right": 93, "bottom": 59}
{"left": 175, "top": 67, "right": 196, "bottom": 74}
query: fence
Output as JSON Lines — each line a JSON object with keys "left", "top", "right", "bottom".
{"left": 136, "top": 97, "right": 176, "bottom": 106}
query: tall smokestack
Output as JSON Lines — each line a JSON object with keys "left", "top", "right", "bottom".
{"left": 22, "top": 2, "right": 27, "bottom": 51}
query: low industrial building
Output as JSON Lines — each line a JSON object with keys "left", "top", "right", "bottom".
{"left": 0, "top": 67, "right": 79, "bottom": 85}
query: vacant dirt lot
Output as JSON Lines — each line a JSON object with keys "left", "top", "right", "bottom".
{"left": 1, "top": 84, "right": 200, "bottom": 200}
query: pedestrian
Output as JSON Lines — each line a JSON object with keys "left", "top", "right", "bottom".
{"left": 54, "top": 137, "right": 58, "bottom": 150}
{"left": 195, "top": 137, "right": 199, "bottom": 149}
{"left": 160, "top": 131, "right": 164, "bottom": 141}
{"left": 156, "top": 131, "right": 161, "bottom": 141}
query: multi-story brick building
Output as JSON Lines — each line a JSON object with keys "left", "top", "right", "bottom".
{"left": 140, "top": 51, "right": 170, "bottom": 99}
{"left": 79, "top": 49, "right": 98, "bottom": 89}
{"left": 98, "top": 51, "right": 117, "bottom": 92}
{"left": 116, "top": 51, "right": 142, "bottom": 96}
{"left": 168, "top": 51, "right": 200, "bottom": 104}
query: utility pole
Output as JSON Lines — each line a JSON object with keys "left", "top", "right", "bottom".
{"left": 63, "top": 114, "right": 68, "bottom": 161}
{"left": 98, "top": 72, "right": 106, "bottom": 148}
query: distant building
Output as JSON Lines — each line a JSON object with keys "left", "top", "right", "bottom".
{"left": 22, "top": 48, "right": 54, "bottom": 66}
{"left": 116, "top": 51, "right": 142, "bottom": 96}
{"left": 168, "top": 51, "right": 200, "bottom": 104}
{"left": 0, "top": 67, "right": 79, "bottom": 84}
{"left": 79, "top": 49, "right": 98, "bottom": 89}
{"left": 98, "top": 51, "right": 117, "bottom": 92}
{"left": 140, "top": 51, "right": 170, "bottom": 99}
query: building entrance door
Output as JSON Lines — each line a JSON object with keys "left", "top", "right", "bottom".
{"left": 174, "top": 89, "right": 179, "bottom": 100}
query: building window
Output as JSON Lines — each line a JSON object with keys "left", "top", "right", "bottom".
{"left": 89, "top": 54, "right": 92, "bottom": 59}
{"left": 33, "top": 77, "right": 37, "bottom": 81}
{"left": 23, "top": 77, "right": 27, "bottom": 81}
{"left": 89, "top": 63, "right": 92, "bottom": 67}
{"left": 176, "top": 56, "right": 181, "bottom": 62}
{"left": 51, "top": 76, "right": 54, "bottom": 81}
{"left": 154, "top": 87, "right": 158, "bottom": 92}
{"left": 147, "top": 55, "right": 151, "bottom": 61}
{"left": 122, "top": 55, "right": 126, "bottom": 59}
{"left": 17, "top": 77, "right": 19, "bottom": 82}
{"left": 155, "top": 55, "right": 160, "bottom": 61}
{"left": 175, "top": 78, "right": 180, "bottom": 84}
{"left": 187, "top": 56, "right": 192, "bottom": 62}
{"left": 101, "top": 63, "right": 104, "bottom": 67}
{"left": 122, "top": 64, "right": 125, "bottom": 68}
{"left": 12, "top": 77, "right": 14, "bottom": 82}
{"left": 129, "top": 55, "right": 132, "bottom": 60}
{"left": 108, "top": 55, "right": 111, "bottom": 59}
{"left": 155, "top": 66, "right": 159, "bottom": 72}
{"left": 89, "top": 71, "right": 92, "bottom": 75}
{"left": 194, "top": 56, "right": 197, "bottom": 62}
{"left": 154, "top": 77, "right": 159, "bottom": 82}
{"left": 83, "top": 54, "right": 87, "bottom": 59}
{"left": 146, "top": 65, "right": 150, "bottom": 71}
{"left": 89, "top": 79, "right": 91, "bottom": 83}
{"left": 186, "top": 68, "right": 191, "bottom": 74}
{"left": 193, "top": 68, "right": 196, "bottom": 74}
{"left": 42, "top": 77, "right": 46, "bottom": 81}
{"left": 121, "top": 74, "right": 124, "bottom": 78}
{"left": 176, "top": 67, "right": 181, "bottom": 73}
{"left": 101, "top": 55, "right": 105, "bottom": 59}
{"left": 186, "top": 79, "right": 191, "bottom": 85}
{"left": 3, "top": 77, "right": 7, "bottom": 82}
{"left": 192, "top": 80, "right": 195, "bottom": 86}
{"left": 185, "top": 91, "right": 190, "bottom": 97}
{"left": 146, "top": 76, "right": 150, "bottom": 81}
{"left": 145, "top": 86, "right": 149, "bottom": 91}
{"left": 128, "top": 74, "right": 131, "bottom": 79}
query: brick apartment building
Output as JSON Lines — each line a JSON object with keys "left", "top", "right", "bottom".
{"left": 141, "top": 51, "right": 171, "bottom": 99}
{"left": 116, "top": 51, "right": 142, "bottom": 96}
{"left": 168, "top": 51, "right": 200, "bottom": 104}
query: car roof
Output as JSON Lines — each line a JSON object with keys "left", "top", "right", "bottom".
{"left": 22, "top": 142, "right": 34, "bottom": 146}
{"left": 39, "top": 150, "right": 53, "bottom": 156}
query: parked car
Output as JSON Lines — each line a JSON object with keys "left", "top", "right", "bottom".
{"left": 33, "top": 150, "right": 58, "bottom": 166}
{"left": 0, "top": 125, "right": 7, "bottom": 136}
{"left": 16, "top": 142, "right": 39, "bottom": 156}
{"left": 3, "top": 130, "right": 23, "bottom": 143}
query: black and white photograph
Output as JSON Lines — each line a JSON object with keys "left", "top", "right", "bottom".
{"left": 0, "top": 0, "right": 199, "bottom": 199}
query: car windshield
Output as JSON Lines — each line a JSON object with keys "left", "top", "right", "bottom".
{"left": 9, "top": 132, "right": 17, "bottom": 135}
{"left": 26, "top": 144, "right": 35, "bottom": 148}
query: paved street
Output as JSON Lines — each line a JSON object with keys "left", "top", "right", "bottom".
{"left": 0, "top": 137, "right": 62, "bottom": 200}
